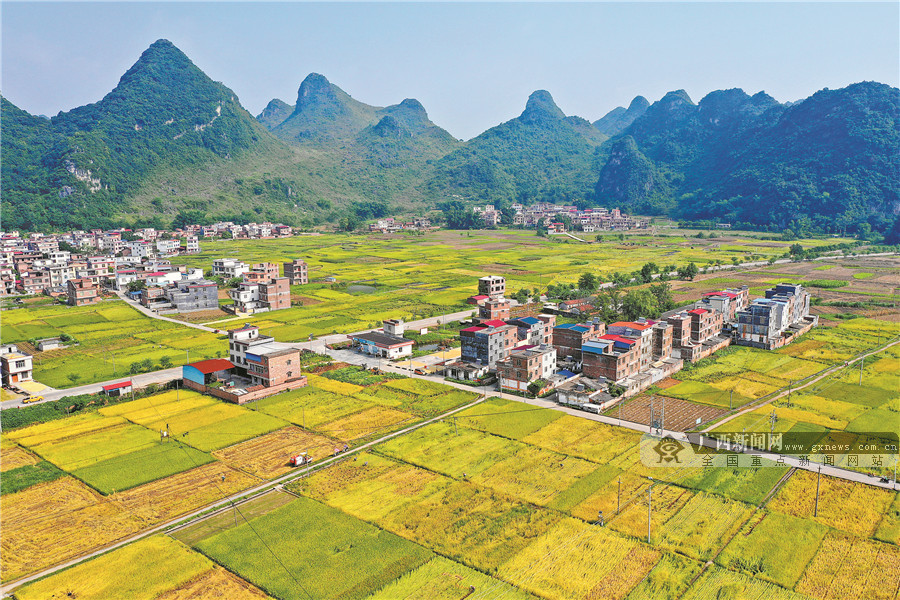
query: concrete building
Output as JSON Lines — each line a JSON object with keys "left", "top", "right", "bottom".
{"left": 696, "top": 286, "right": 750, "bottom": 321}
{"left": 651, "top": 322, "right": 673, "bottom": 361}
{"left": 735, "top": 285, "right": 813, "bottom": 350}
{"left": 244, "top": 263, "right": 280, "bottom": 283}
{"left": 184, "top": 236, "right": 200, "bottom": 254}
{"left": 1, "top": 350, "right": 33, "bottom": 387}
{"left": 688, "top": 308, "right": 724, "bottom": 343}
{"left": 507, "top": 316, "right": 550, "bottom": 346}
{"left": 479, "top": 297, "right": 511, "bottom": 321}
{"left": 245, "top": 347, "right": 303, "bottom": 388}
{"left": 350, "top": 331, "right": 414, "bottom": 359}
{"left": 607, "top": 320, "right": 655, "bottom": 370}
{"left": 581, "top": 335, "right": 641, "bottom": 382}
{"left": 166, "top": 280, "right": 218, "bottom": 312}
{"left": 19, "top": 271, "right": 50, "bottom": 294}
{"left": 460, "top": 322, "right": 518, "bottom": 368}
{"left": 383, "top": 319, "right": 406, "bottom": 337}
{"left": 552, "top": 321, "right": 605, "bottom": 360}
{"left": 478, "top": 275, "right": 506, "bottom": 299}
{"left": 284, "top": 259, "right": 309, "bottom": 285}
{"left": 67, "top": 278, "right": 100, "bottom": 306}
{"left": 496, "top": 344, "right": 557, "bottom": 393}
{"left": 212, "top": 259, "right": 249, "bottom": 279}
{"left": 259, "top": 277, "right": 290, "bottom": 311}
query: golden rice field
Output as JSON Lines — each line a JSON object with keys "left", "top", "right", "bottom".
{"left": 767, "top": 469, "right": 896, "bottom": 537}
{"left": 14, "top": 535, "right": 270, "bottom": 600}
{"left": 316, "top": 405, "right": 414, "bottom": 442}
{"left": 521, "top": 414, "right": 640, "bottom": 464}
{"left": 657, "top": 492, "right": 754, "bottom": 560}
{"left": 497, "top": 517, "right": 660, "bottom": 600}
{"left": 795, "top": 532, "right": 900, "bottom": 600}
{"left": 212, "top": 426, "right": 337, "bottom": 479}
{"left": 1, "top": 477, "right": 144, "bottom": 582}
{"left": 683, "top": 566, "right": 811, "bottom": 600}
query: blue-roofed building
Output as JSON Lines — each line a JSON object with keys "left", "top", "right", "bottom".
{"left": 508, "top": 316, "right": 551, "bottom": 346}
{"left": 553, "top": 321, "right": 605, "bottom": 360}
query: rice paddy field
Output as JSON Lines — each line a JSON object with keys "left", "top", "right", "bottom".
{"left": 0, "top": 300, "right": 226, "bottom": 387}
{"left": 7, "top": 393, "right": 900, "bottom": 600}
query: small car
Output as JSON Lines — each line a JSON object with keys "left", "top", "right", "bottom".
{"left": 22, "top": 395, "right": 43, "bottom": 404}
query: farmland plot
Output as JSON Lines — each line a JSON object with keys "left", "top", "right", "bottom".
{"left": 380, "top": 480, "right": 561, "bottom": 572}
{"left": 472, "top": 444, "right": 597, "bottom": 506}
{"left": 875, "top": 492, "right": 900, "bottom": 545}
{"left": 768, "top": 469, "right": 896, "bottom": 537}
{"left": 522, "top": 414, "right": 639, "bottom": 463}
{"left": 13, "top": 535, "right": 271, "bottom": 600}
{"left": 363, "top": 556, "right": 534, "bottom": 600}
{"left": 608, "top": 483, "right": 694, "bottom": 540}
{"left": 717, "top": 511, "right": 828, "bottom": 588}
{"left": 195, "top": 497, "right": 433, "bottom": 600}
{"left": 212, "top": 426, "right": 337, "bottom": 479}
{"left": 72, "top": 442, "right": 215, "bottom": 494}
{"left": 112, "top": 462, "right": 259, "bottom": 524}
{"left": 0, "top": 439, "right": 38, "bottom": 472}
{"left": 497, "top": 517, "right": 660, "bottom": 600}
{"left": 683, "top": 566, "right": 811, "bottom": 600}
{"left": 626, "top": 554, "right": 704, "bottom": 600}
{"left": 298, "top": 452, "right": 450, "bottom": 521}
{"left": 1, "top": 477, "right": 144, "bottom": 582}
{"left": 317, "top": 405, "right": 413, "bottom": 443}
{"left": 252, "top": 386, "right": 370, "bottom": 429}
{"left": 457, "top": 397, "right": 564, "bottom": 439}
{"left": 796, "top": 532, "right": 900, "bottom": 600}
{"left": 657, "top": 492, "right": 753, "bottom": 560}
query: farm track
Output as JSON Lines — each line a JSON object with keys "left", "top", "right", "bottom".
{"left": 0, "top": 393, "right": 488, "bottom": 596}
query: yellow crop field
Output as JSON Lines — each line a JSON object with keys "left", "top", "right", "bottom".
{"left": 318, "top": 406, "right": 413, "bottom": 442}
{"left": 213, "top": 426, "right": 336, "bottom": 479}
{"left": 1, "top": 477, "right": 143, "bottom": 582}
{"left": 302, "top": 452, "right": 450, "bottom": 521}
{"left": 306, "top": 374, "right": 364, "bottom": 396}
{"left": 144, "top": 402, "right": 247, "bottom": 434}
{"left": 768, "top": 469, "right": 895, "bottom": 537}
{"left": 112, "top": 463, "right": 259, "bottom": 525}
{"left": 0, "top": 441, "right": 39, "bottom": 472}
{"left": 498, "top": 517, "right": 659, "bottom": 600}
{"left": 709, "top": 377, "right": 779, "bottom": 398}
{"left": 101, "top": 391, "right": 216, "bottom": 424}
{"left": 796, "top": 532, "right": 900, "bottom": 600}
{"left": 609, "top": 484, "right": 694, "bottom": 541}
{"left": 572, "top": 472, "right": 648, "bottom": 523}
{"left": 875, "top": 493, "right": 900, "bottom": 545}
{"left": 522, "top": 414, "right": 640, "bottom": 464}
{"left": 14, "top": 536, "right": 209, "bottom": 600}
{"left": 748, "top": 404, "right": 848, "bottom": 430}
{"left": 683, "top": 566, "right": 810, "bottom": 600}
{"left": 658, "top": 492, "right": 753, "bottom": 560}
{"left": 472, "top": 445, "right": 597, "bottom": 506}
{"left": 6, "top": 412, "right": 125, "bottom": 446}
{"left": 155, "top": 565, "right": 272, "bottom": 600}
{"left": 380, "top": 480, "right": 561, "bottom": 571}
{"left": 28, "top": 421, "right": 159, "bottom": 471}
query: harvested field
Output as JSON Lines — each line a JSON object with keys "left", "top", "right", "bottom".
{"left": 212, "top": 426, "right": 337, "bottom": 479}
{"left": 683, "top": 566, "right": 809, "bottom": 600}
{"left": 626, "top": 553, "right": 704, "bottom": 600}
{"left": 171, "top": 491, "right": 296, "bottom": 547}
{"left": 112, "top": 462, "right": 260, "bottom": 525}
{"left": 155, "top": 565, "right": 272, "bottom": 599}
{"left": 1, "top": 477, "right": 144, "bottom": 582}
{"left": 609, "top": 483, "right": 694, "bottom": 540}
{"left": 606, "top": 395, "right": 727, "bottom": 431}
{"left": 658, "top": 492, "right": 753, "bottom": 560}
{"left": 0, "top": 442, "right": 39, "bottom": 472}
{"left": 796, "top": 532, "right": 900, "bottom": 600}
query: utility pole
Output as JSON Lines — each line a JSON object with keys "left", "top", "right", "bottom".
{"left": 454, "top": 417, "right": 459, "bottom": 436}
{"left": 617, "top": 477, "right": 621, "bottom": 514}
{"left": 770, "top": 409, "right": 777, "bottom": 438}
{"left": 649, "top": 397, "right": 654, "bottom": 435}
{"left": 814, "top": 464, "right": 822, "bottom": 517}
{"left": 660, "top": 396, "right": 665, "bottom": 434}
{"left": 859, "top": 356, "right": 864, "bottom": 385}
{"left": 730, "top": 389, "right": 733, "bottom": 410}
{"left": 647, "top": 483, "right": 653, "bottom": 544}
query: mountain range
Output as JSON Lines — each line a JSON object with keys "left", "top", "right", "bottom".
{"left": 3, "top": 39, "right": 898, "bottom": 236}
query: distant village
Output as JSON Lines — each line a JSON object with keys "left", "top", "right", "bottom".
{"left": 473, "top": 204, "right": 648, "bottom": 232}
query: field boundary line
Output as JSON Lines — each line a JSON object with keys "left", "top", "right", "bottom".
{"left": 0, "top": 394, "right": 488, "bottom": 596}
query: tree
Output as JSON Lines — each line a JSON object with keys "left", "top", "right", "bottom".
{"left": 67, "top": 373, "right": 81, "bottom": 385}
{"left": 578, "top": 272, "right": 598, "bottom": 293}
{"left": 677, "top": 262, "right": 699, "bottom": 280}
{"left": 639, "top": 262, "right": 658, "bottom": 283}
{"left": 127, "top": 280, "right": 146, "bottom": 293}
{"left": 648, "top": 282, "right": 675, "bottom": 313}
{"left": 527, "top": 379, "right": 548, "bottom": 397}
{"left": 140, "top": 358, "right": 154, "bottom": 372}
{"left": 621, "top": 288, "right": 660, "bottom": 321}
{"left": 159, "top": 355, "right": 173, "bottom": 369}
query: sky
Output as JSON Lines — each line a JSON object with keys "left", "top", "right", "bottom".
{"left": 3, "top": 2, "right": 898, "bottom": 140}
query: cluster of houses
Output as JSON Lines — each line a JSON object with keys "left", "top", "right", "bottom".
{"left": 444, "top": 275, "right": 816, "bottom": 409}
{"left": 367, "top": 217, "right": 434, "bottom": 233}
{"left": 471, "top": 204, "right": 648, "bottom": 232}
{"left": 0, "top": 221, "right": 302, "bottom": 298}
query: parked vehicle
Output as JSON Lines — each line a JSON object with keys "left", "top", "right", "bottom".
{"left": 22, "top": 395, "right": 43, "bottom": 404}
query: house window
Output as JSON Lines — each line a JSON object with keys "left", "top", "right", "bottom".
{"left": 15, "top": 360, "right": 26, "bottom": 369}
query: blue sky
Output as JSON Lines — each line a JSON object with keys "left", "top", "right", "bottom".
{"left": 3, "top": 2, "right": 898, "bottom": 140}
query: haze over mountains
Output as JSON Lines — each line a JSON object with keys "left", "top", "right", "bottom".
{"left": 2, "top": 39, "right": 898, "bottom": 237}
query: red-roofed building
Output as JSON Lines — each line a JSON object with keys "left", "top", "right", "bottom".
{"left": 482, "top": 319, "right": 508, "bottom": 328}
{"left": 467, "top": 294, "right": 490, "bottom": 306}
{"left": 101, "top": 381, "right": 132, "bottom": 396}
